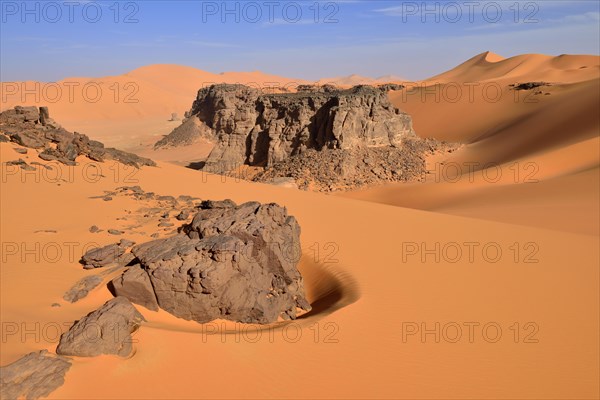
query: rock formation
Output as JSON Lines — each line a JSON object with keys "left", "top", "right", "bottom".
{"left": 254, "top": 138, "right": 455, "bottom": 191}
{"left": 154, "top": 115, "right": 214, "bottom": 148}
{"left": 0, "top": 106, "right": 155, "bottom": 167}
{"left": 56, "top": 297, "right": 145, "bottom": 357}
{"left": 511, "top": 82, "right": 551, "bottom": 90}
{"left": 110, "top": 199, "right": 311, "bottom": 324}
{"left": 155, "top": 84, "right": 415, "bottom": 170}
{"left": 63, "top": 275, "right": 103, "bottom": 302}
{"left": 0, "top": 350, "right": 71, "bottom": 400}
{"left": 5, "top": 158, "right": 35, "bottom": 171}
{"left": 110, "top": 265, "right": 159, "bottom": 311}
{"left": 80, "top": 239, "right": 136, "bottom": 269}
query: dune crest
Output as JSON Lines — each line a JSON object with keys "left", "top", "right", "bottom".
{"left": 340, "top": 52, "right": 600, "bottom": 236}
{"left": 428, "top": 52, "right": 599, "bottom": 83}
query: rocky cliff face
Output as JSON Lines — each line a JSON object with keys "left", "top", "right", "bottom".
{"left": 156, "top": 84, "right": 415, "bottom": 169}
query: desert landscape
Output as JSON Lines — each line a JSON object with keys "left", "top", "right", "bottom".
{"left": 1, "top": 1, "right": 599, "bottom": 399}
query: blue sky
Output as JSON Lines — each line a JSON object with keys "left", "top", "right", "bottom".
{"left": 1, "top": 0, "right": 599, "bottom": 81}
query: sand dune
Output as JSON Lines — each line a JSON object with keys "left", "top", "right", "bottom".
{"left": 1, "top": 143, "right": 598, "bottom": 399}
{"left": 428, "top": 51, "right": 599, "bottom": 84}
{"left": 1, "top": 52, "right": 599, "bottom": 399}
{"left": 391, "top": 77, "right": 599, "bottom": 166}
{"left": 337, "top": 53, "right": 598, "bottom": 236}
{"left": 315, "top": 74, "right": 406, "bottom": 87}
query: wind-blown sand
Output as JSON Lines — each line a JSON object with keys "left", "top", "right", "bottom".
{"left": 1, "top": 52, "right": 599, "bottom": 399}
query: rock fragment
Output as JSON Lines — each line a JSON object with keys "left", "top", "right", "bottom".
{"left": 56, "top": 297, "right": 145, "bottom": 357}
{"left": 63, "top": 275, "right": 103, "bottom": 303}
{"left": 0, "top": 350, "right": 71, "bottom": 400}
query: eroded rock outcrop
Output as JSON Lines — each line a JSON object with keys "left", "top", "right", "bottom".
{"left": 511, "top": 81, "right": 551, "bottom": 90}
{"left": 0, "top": 350, "right": 71, "bottom": 400}
{"left": 0, "top": 106, "right": 155, "bottom": 167}
{"left": 80, "top": 239, "right": 136, "bottom": 269}
{"left": 111, "top": 200, "right": 311, "bottom": 324}
{"left": 63, "top": 275, "right": 103, "bottom": 303}
{"left": 56, "top": 297, "right": 145, "bottom": 357}
{"left": 156, "top": 84, "right": 415, "bottom": 170}
{"left": 254, "top": 138, "right": 456, "bottom": 191}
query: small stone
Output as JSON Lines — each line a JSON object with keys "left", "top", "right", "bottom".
{"left": 5, "top": 158, "right": 35, "bottom": 171}
{"left": 175, "top": 211, "right": 189, "bottom": 221}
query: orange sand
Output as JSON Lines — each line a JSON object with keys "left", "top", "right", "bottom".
{"left": 1, "top": 53, "right": 599, "bottom": 399}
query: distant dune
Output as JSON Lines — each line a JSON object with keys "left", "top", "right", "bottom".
{"left": 428, "top": 51, "right": 599, "bottom": 83}
{"left": 315, "top": 74, "right": 407, "bottom": 87}
{"left": 341, "top": 52, "right": 600, "bottom": 235}
{"left": 0, "top": 65, "right": 307, "bottom": 150}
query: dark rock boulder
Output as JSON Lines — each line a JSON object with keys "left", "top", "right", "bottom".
{"left": 511, "top": 82, "right": 551, "bottom": 90}
{"left": 378, "top": 83, "right": 405, "bottom": 92}
{"left": 113, "top": 200, "right": 311, "bottom": 324}
{"left": 14, "top": 106, "right": 40, "bottom": 122}
{"left": 8, "top": 130, "right": 47, "bottom": 149}
{"left": 56, "top": 297, "right": 145, "bottom": 357}
{"left": 0, "top": 350, "right": 71, "bottom": 400}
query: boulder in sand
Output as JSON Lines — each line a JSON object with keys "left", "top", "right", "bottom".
{"left": 56, "top": 297, "right": 145, "bottom": 357}
{"left": 113, "top": 200, "right": 311, "bottom": 324}
{"left": 0, "top": 350, "right": 71, "bottom": 400}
